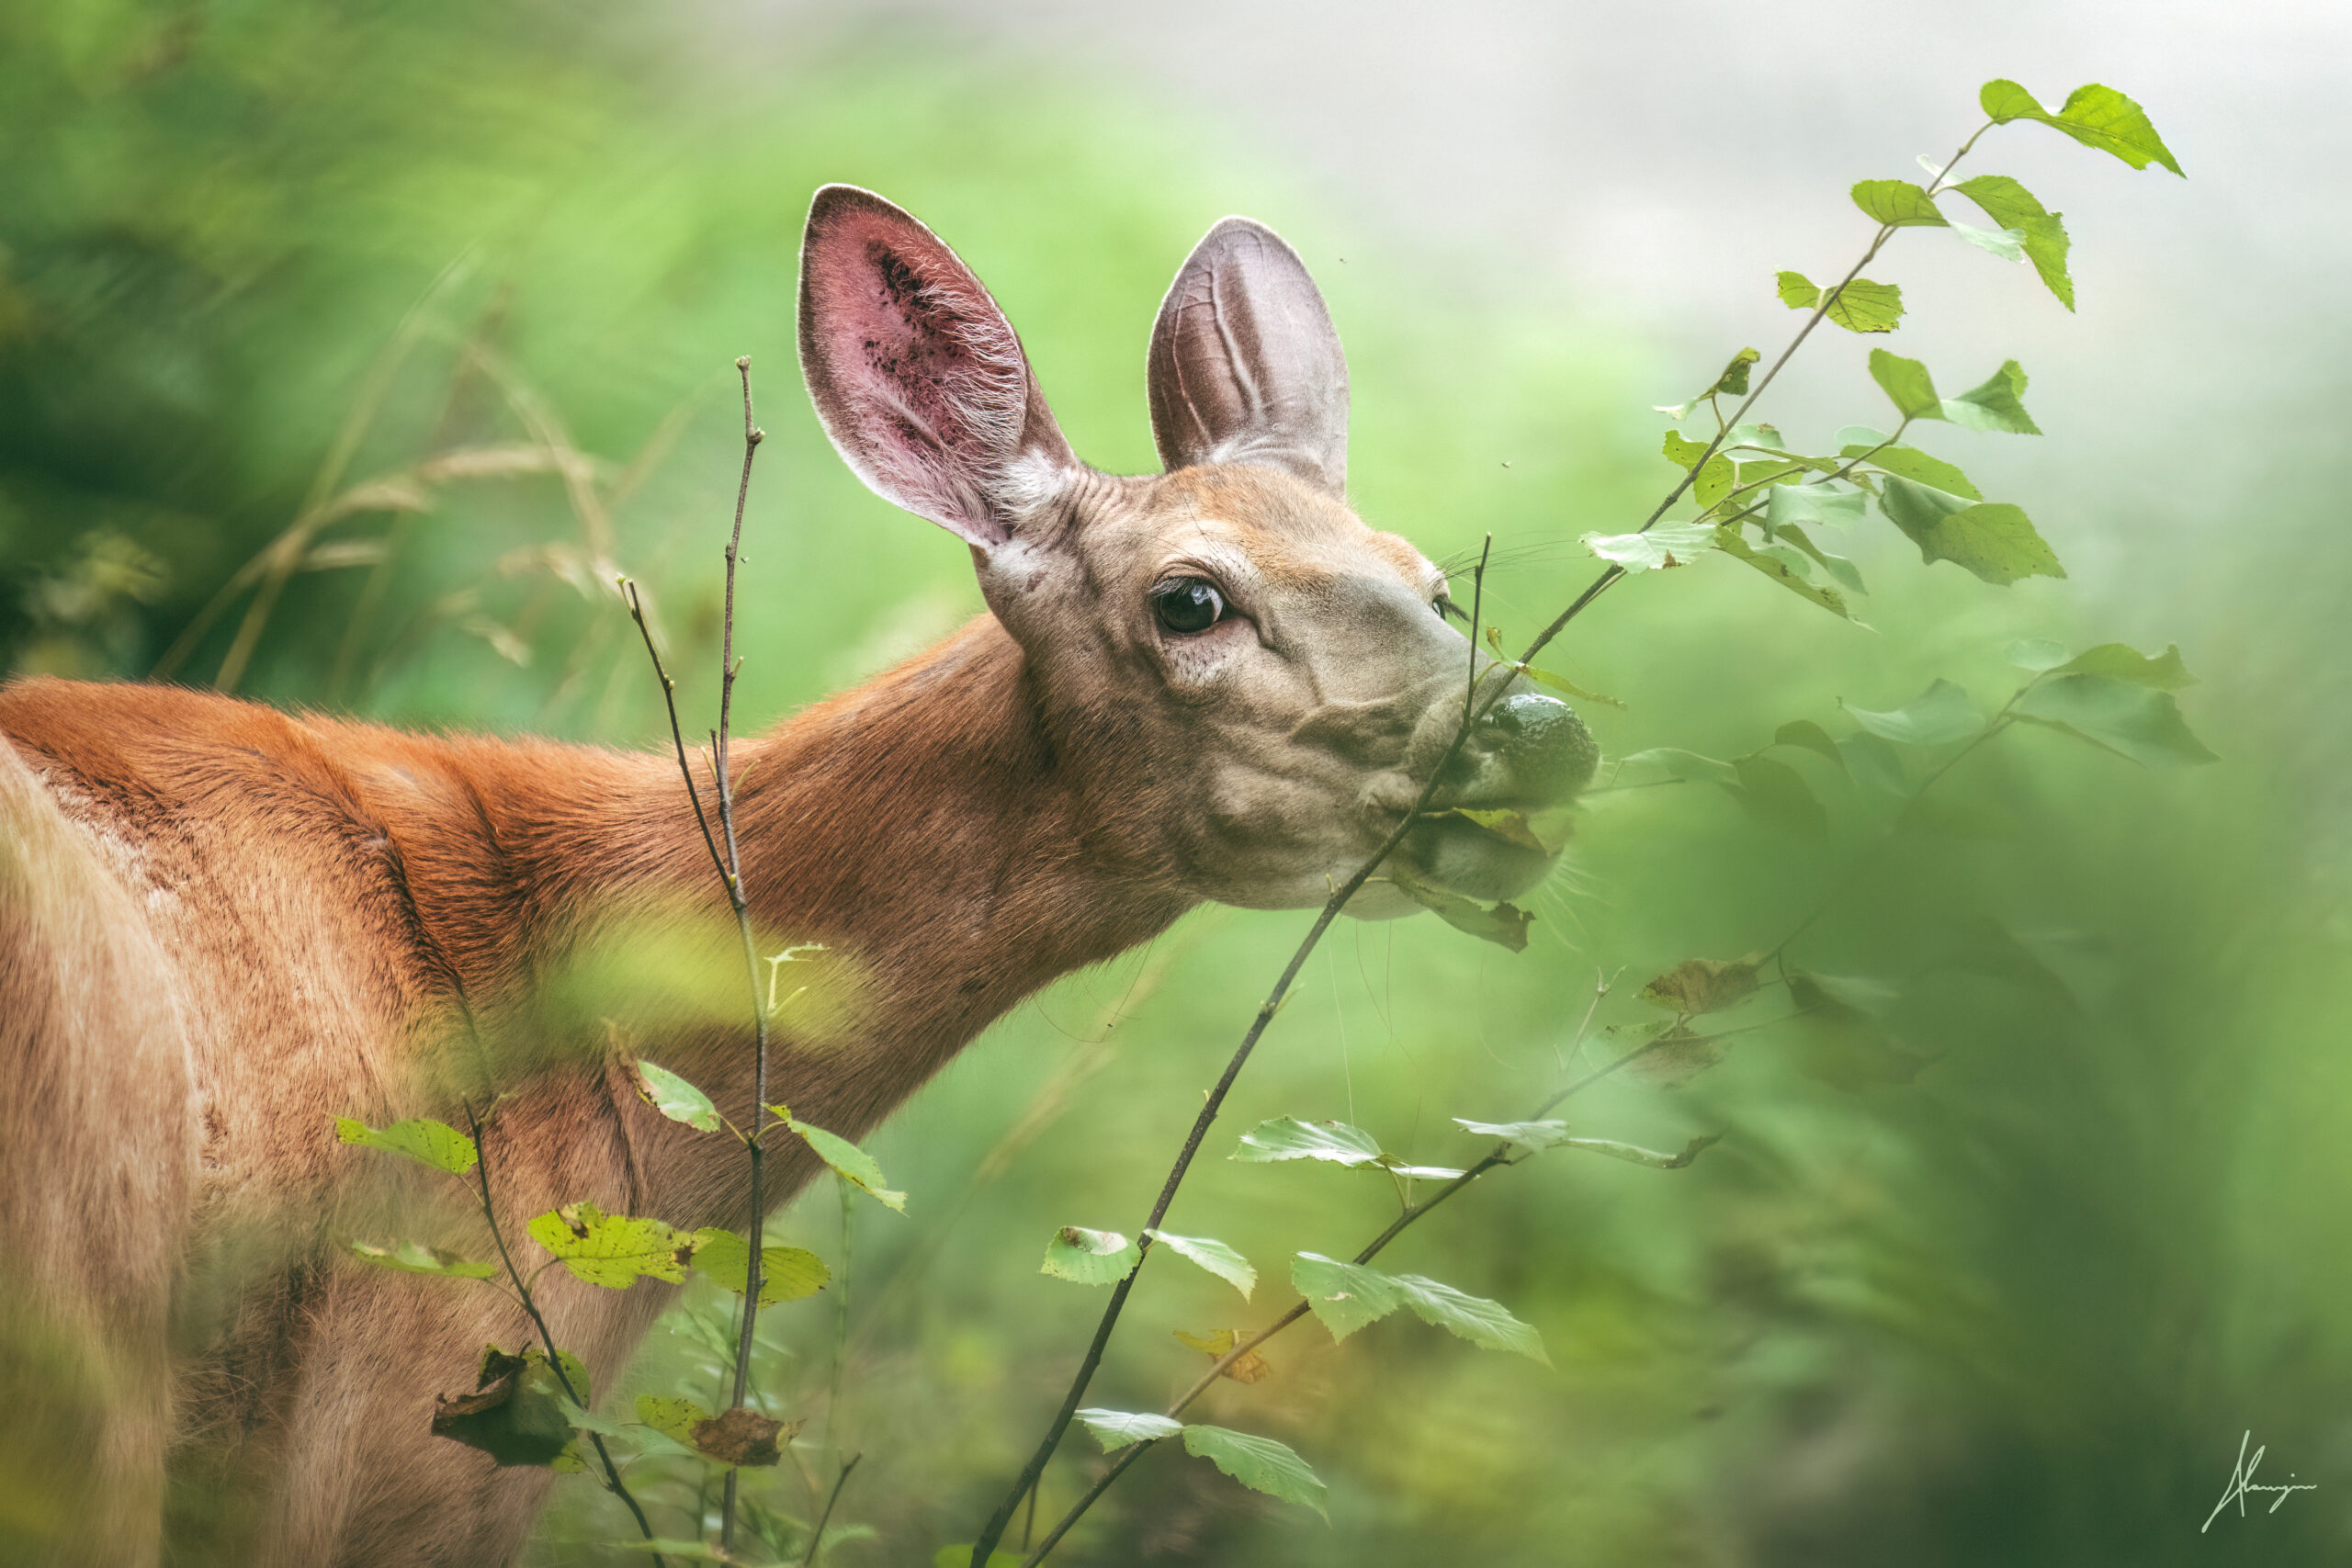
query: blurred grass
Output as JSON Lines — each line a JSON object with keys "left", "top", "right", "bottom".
{"left": 5, "top": 4, "right": 2348, "bottom": 1565}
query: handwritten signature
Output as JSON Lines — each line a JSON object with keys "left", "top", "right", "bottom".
{"left": 2202, "top": 1430, "right": 2317, "bottom": 1531}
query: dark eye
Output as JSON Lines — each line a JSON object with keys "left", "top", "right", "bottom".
{"left": 1151, "top": 577, "right": 1227, "bottom": 635}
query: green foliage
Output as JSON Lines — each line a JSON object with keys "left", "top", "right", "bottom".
{"left": 1842, "top": 679, "right": 1981, "bottom": 746}
{"left": 1876, "top": 480, "right": 2064, "bottom": 585}
{"left": 1580, "top": 522, "right": 1716, "bottom": 572}
{"left": 526, "top": 1201, "right": 697, "bottom": 1288}
{"left": 691, "top": 1228, "right": 830, "bottom": 1305}
{"left": 1639, "top": 957, "right": 1762, "bottom": 1014}
{"left": 1866, "top": 349, "right": 1941, "bottom": 421}
{"left": 1850, "top": 179, "right": 1950, "bottom": 228}
{"left": 2013, "top": 674, "right": 2220, "bottom": 767}
{"left": 768, "top": 1105, "right": 907, "bottom": 1212}
{"left": 1231, "top": 1119, "right": 1464, "bottom": 1180}
{"left": 1291, "top": 1253, "right": 1548, "bottom": 1363}
{"left": 1953, "top": 175, "right": 2076, "bottom": 306}
{"left": 1040, "top": 1225, "right": 1141, "bottom": 1284}
{"left": 1179, "top": 1425, "right": 1330, "bottom": 1518}
{"left": 430, "top": 1346, "right": 583, "bottom": 1469}
{"left": 1388, "top": 872, "right": 1535, "bottom": 952}
{"left": 1978, "top": 78, "right": 2184, "bottom": 174}
{"left": 634, "top": 1060, "right": 723, "bottom": 1134}
{"left": 1075, "top": 1408, "right": 1183, "bottom": 1450}
{"left": 1144, "top": 1230, "right": 1258, "bottom": 1300}
{"left": 334, "top": 1116, "right": 478, "bottom": 1175}
{"left": 345, "top": 1238, "right": 499, "bottom": 1280}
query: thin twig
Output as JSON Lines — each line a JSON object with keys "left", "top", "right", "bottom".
{"left": 989, "top": 121, "right": 2007, "bottom": 1565}
{"left": 797, "top": 1453, "right": 863, "bottom": 1568}
{"left": 460, "top": 1102, "right": 666, "bottom": 1564}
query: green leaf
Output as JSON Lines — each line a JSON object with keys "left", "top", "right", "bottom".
{"left": 1692, "top": 455, "right": 1736, "bottom": 511}
{"left": 1391, "top": 1273, "right": 1549, "bottom": 1364}
{"left": 1234, "top": 1116, "right": 1386, "bottom": 1167}
{"left": 1840, "top": 731, "right": 1909, "bottom": 796}
{"left": 1145, "top": 1230, "right": 1257, "bottom": 1301}
{"left": 1823, "top": 277, "right": 1904, "bottom": 333}
{"left": 1390, "top": 872, "right": 1535, "bottom": 952}
{"left": 1785, "top": 972, "right": 1931, "bottom": 1090}
{"left": 1953, "top": 175, "right": 2075, "bottom": 307}
{"left": 334, "top": 1116, "right": 478, "bottom": 1175}
{"left": 1845, "top": 444, "right": 1981, "bottom": 501}
{"left": 690, "top": 1228, "right": 830, "bottom": 1306}
{"left": 1582, "top": 521, "right": 1716, "bottom": 572}
{"left": 1878, "top": 481, "right": 2064, "bottom": 585}
{"left": 1979, "top": 79, "right": 2183, "bottom": 175}
{"left": 1453, "top": 1117, "right": 1573, "bottom": 1154}
{"left": 1851, "top": 178, "right": 1948, "bottom": 227}
{"left": 1867, "top": 349, "right": 1940, "bottom": 421}
{"left": 1842, "top": 678, "right": 1979, "bottom": 746}
{"left": 768, "top": 1109, "right": 906, "bottom": 1213}
{"left": 1708, "top": 346, "right": 1760, "bottom": 397}
{"left": 2053, "top": 641, "right": 2197, "bottom": 691}
{"left": 525, "top": 1201, "right": 697, "bottom": 1289}
{"left": 633, "top": 1060, "right": 721, "bottom": 1134}
{"left": 345, "top": 1238, "right": 498, "bottom": 1280}
{"left": 1041, "top": 1225, "right": 1141, "bottom": 1285}
{"left": 2012, "top": 674, "right": 2217, "bottom": 766}
{"left": 1765, "top": 484, "right": 1866, "bottom": 534}
{"left": 2007, "top": 638, "right": 2073, "bottom": 671}
{"left": 1727, "top": 752, "right": 1827, "bottom": 837}
{"left": 1076, "top": 1408, "right": 1184, "bottom": 1452}
{"left": 1620, "top": 1021, "right": 1726, "bottom": 1087}
{"left": 431, "top": 1346, "right": 577, "bottom": 1468}
{"left": 1561, "top": 1134, "right": 1722, "bottom": 1169}
{"left": 1950, "top": 220, "right": 2027, "bottom": 262}
{"left": 1519, "top": 662, "right": 1624, "bottom": 708}
{"left": 1641, "top": 956, "right": 1763, "bottom": 1014}
{"left": 1941, "top": 359, "right": 2041, "bottom": 434}
{"left": 1775, "top": 270, "right": 1819, "bottom": 309}
{"left": 1772, "top": 719, "right": 1847, "bottom": 769}
{"left": 1181, "top": 1425, "right": 1330, "bottom": 1518}
{"left": 633, "top": 1394, "right": 711, "bottom": 1447}
{"left": 1613, "top": 747, "right": 1737, "bottom": 789}
{"left": 1292, "top": 1251, "right": 1405, "bottom": 1340}
{"left": 1773, "top": 524, "right": 1867, "bottom": 596}
{"left": 1713, "top": 528, "right": 1853, "bottom": 620}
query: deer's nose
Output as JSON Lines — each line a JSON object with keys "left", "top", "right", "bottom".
{"left": 1465, "top": 691, "right": 1598, "bottom": 803}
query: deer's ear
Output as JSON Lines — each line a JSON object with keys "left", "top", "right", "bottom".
{"left": 797, "top": 186, "right": 1079, "bottom": 549}
{"left": 1148, "top": 218, "right": 1349, "bottom": 494}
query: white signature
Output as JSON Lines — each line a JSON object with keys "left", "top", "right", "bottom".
{"left": 2201, "top": 1430, "right": 2317, "bottom": 1531}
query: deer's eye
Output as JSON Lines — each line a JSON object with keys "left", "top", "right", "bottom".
{"left": 1151, "top": 577, "right": 1227, "bottom": 636}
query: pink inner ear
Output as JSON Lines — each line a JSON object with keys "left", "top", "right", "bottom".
{"left": 802, "top": 196, "right": 1038, "bottom": 546}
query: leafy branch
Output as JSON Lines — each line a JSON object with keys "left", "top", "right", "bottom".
{"left": 966, "top": 74, "right": 2185, "bottom": 1564}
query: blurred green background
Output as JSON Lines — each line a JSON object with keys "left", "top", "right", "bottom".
{"left": 6, "top": 1, "right": 2348, "bottom": 1563}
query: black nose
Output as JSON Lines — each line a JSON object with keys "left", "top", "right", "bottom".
{"left": 1474, "top": 692, "right": 1598, "bottom": 799}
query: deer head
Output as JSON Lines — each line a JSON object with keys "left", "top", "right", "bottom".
{"left": 797, "top": 186, "right": 1595, "bottom": 919}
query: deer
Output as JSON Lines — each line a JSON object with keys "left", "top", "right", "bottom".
{"left": 0, "top": 185, "right": 1598, "bottom": 1566}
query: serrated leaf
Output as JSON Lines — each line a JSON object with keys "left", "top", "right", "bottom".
{"left": 1823, "top": 277, "right": 1905, "bottom": 333}
{"left": 1950, "top": 220, "right": 2027, "bottom": 262}
{"left": 1391, "top": 1273, "right": 1549, "bottom": 1364}
{"left": 1954, "top": 175, "right": 2075, "bottom": 308}
{"left": 1077, "top": 1408, "right": 1183, "bottom": 1452}
{"left": 1146, "top": 1230, "right": 1257, "bottom": 1300}
{"left": 2012, "top": 674, "right": 2217, "bottom": 766}
{"left": 1877, "top": 481, "right": 2064, "bottom": 584}
{"left": 690, "top": 1228, "right": 830, "bottom": 1306}
{"left": 1582, "top": 521, "right": 1717, "bottom": 572}
{"left": 1562, "top": 1134, "right": 1722, "bottom": 1169}
{"left": 1713, "top": 527, "right": 1853, "bottom": 620}
{"left": 1453, "top": 1116, "right": 1573, "bottom": 1154}
{"left": 634, "top": 1394, "right": 711, "bottom": 1447}
{"left": 1041, "top": 1225, "right": 1141, "bottom": 1285}
{"left": 1232, "top": 1117, "right": 1385, "bottom": 1168}
{"left": 1728, "top": 752, "right": 1828, "bottom": 837}
{"left": 1868, "top": 349, "right": 1941, "bottom": 421}
{"left": 2052, "top": 642, "right": 2197, "bottom": 690}
{"left": 1622, "top": 1022, "right": 1725, "bottom": 1087}
{"left": 1979, "top": 79, "right": 2182, "bottom": 175}
{"left": 1641, "top": 956, "right": 1762, "bottom": 1015}
{"left": 1181, "top": 1425, "right": 1329, "bottom": 1518}
{"left": 1765, "top": 484, "right": 1866, "bottom": 533}
{"left": 1173, "top": 1328, "right": 1272, "bottom": 1382}
{"left": 1851, "top": 178, "right": 1949, "bottom": 228}
{"left": 1845, "top": 444, "right": 1981, "bottom": 501}
{"left": 1292, "top": 1251, "right": 1405, "bottom": 1340}
{"left": 1842, "top": 679, "right": 1979, "bottom": 746}
{"left": 525, "top": 1201, "right": 697, "bottom": 1289}
{"left": 767, "top": 1110, "right": 905, "bottom": 1213}
{"left": 432, "top": 1347, "right": 575, "bottom": 1468}
{"left": 1775, "top": 270, "right": 1819, "bottom": 309}
{"left": 1390, "top": 873, "right": 1535, "bottom": 951}
{"left": 633, "top": 1060, "right": 721, "bottom": 1134}
{"left": 345, "top": 1238, "right": 499, "bottom": 1280}
{"left": 334, "top": 1116, "right": 478, "bottom": 1175}
{"left": 1941, "top": 360, "right": 2041, "bottom": 434}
